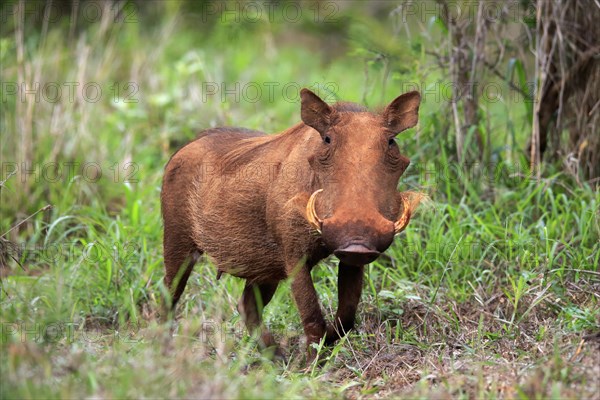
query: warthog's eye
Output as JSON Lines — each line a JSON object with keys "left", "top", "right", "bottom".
{"left": 324, "top": 135, "right": 331, "bottom": 144}
{"left": 384, "top": 137, "right": 405, "bottom": 171}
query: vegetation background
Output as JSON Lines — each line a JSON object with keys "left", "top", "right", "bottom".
{"left": 1, "top": 0, "right": 598, "bottom": 398}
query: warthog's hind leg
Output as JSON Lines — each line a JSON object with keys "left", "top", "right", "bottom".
{"left": 164, "top": 247, "right": 202, "bottom": 312}
{"left": 238, "top": 281, "right": 285, "bottom": 361}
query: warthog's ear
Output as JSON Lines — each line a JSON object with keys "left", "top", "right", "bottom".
{"left": 382, "top": 91, "right": 421, "bottom": 134}
{"left": 300, "top": 88, "right": 336, "bottom": 135}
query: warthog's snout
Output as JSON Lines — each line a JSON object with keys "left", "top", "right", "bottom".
{"left": 321, "top": 215, "right": 396, "bottom": 266}
{"left": 306, "top": 188, "right": 408, "bottom": 265}
{"left": 333, "top": 242, "right": 381, "bottom": 265}
{"left": 307, "top": 189, "right": 414, "bottom": 240}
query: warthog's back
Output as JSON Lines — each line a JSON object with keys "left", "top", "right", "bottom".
{"left": 161, "top": 127, "right": 291, "bottom": 283}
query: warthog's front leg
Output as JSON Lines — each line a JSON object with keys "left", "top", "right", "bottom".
{"left": 289, "top": 264, "right": 327, "bottom": 364}
{"left": 325, "top": 264, "right": 364, "bottom": 344}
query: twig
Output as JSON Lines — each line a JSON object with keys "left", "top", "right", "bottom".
{"left": 0, "top": 170, "right": 17, "bottom": 191}
{"left": 1, "top": 204, "right": 53, "bottom": 238}
{"left": 549, "top": 268, "right": 600, "bottom": 277}
{"left": 530, "top": 3, "right": 546, "bottom": 182}
{"left": 483, "top": 60, "right": 533, "bottom": 100}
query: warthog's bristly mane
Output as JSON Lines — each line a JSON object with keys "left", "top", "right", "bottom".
{"left": 219, "top": 101, "right": 371, "bottom": 170}
{"left": 331, "top": 101, "right": 368, "bottom": 113}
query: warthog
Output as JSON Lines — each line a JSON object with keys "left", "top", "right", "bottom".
{"left": 162, "top": 88, "right": 421, "bottom": 362}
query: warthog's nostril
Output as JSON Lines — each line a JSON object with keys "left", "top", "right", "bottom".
{"left": 334, "top": 243, "right": 381, "bottom": 266}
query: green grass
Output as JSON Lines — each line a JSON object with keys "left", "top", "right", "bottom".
{"left": 1, "top": 2, "right": 599, "bottom": 399}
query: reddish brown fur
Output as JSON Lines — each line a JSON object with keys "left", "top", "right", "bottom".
{"left": 161, "top": 89, "right": 421, "bottom": 363}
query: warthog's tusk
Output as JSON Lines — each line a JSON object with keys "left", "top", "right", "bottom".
{"left": 306, "top": 189, "right": 323, "bottom": 234}
{"left": 394, "top": 194, "right": 412, "bottom": 235}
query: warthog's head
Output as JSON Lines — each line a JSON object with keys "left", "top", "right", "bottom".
{"left": 301, "top": 88, "right": 421, "bottom": 266}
